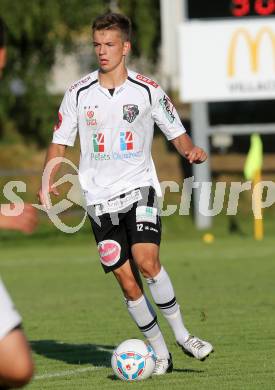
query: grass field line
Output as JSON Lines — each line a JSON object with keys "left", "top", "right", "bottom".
{"left": 34, "top": 366, "right": 105, "bottom": 380}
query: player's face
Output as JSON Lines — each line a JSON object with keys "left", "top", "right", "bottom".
{"left": 93, "top": 29, "right": 130, "bottom": 73}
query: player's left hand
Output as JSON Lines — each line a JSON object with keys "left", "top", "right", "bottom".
{"left": 0, "top": 203, "right": 38, "bottom": 234}
{"left": 184, "top": 147, "right": 207, "bottom": 164}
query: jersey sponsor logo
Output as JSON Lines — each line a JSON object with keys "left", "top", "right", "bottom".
{"left": 92, "top": 133, "right": 105, "bottom": 152}
{"left": 91, "top": 150, "right": 142, "bottom": 161}
{"left": 136, "top": 206, "right": 158, "bottom": 224}
{"left": 112, "top": 150, "right": 142, "bottom": 160}
{"left": 98, "top": 239, "right": 121, "bottom": 267}
{"left": 136, "top": 74, "right": 159, "bottom": 88}
{"left": 150, "top": 226, "right": 159, "bottom": 233}
{"left": 53, "top": 112, "right": 63, "bottom": 131}
{"left": 69, "top": 76, "right": 91, "bottom": 92}
{"left": 120, "top": 131, "right": 133, "bottom": 151}
{"left": 85, "top": 109, "right": 97, "bottom": 126}
{"left": 137, "top": 224, "right": 158, "bottom": 233}
{"left": 123, "top": 104, "right": 139, "bottom": 123}
{"left": 91, "top": 153, "right": 111, "bottom": 161}
{"left": 159, "top": 95, "right": 176, "bottom": 123}
{"left": 91, "top": 131, "right": 142, "bottom": 161}
{"left": 95, "top": 189, "right": 142, "bottom": 216}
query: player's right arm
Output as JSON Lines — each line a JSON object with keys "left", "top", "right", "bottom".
{"left": 37, "top": 143, "right": 67, "bottom": 208}
{"left": 37, "top": 85, "right": 78, "bottom": 208}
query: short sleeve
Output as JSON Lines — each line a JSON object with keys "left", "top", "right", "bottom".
{"left": 52, "top": 89, "right": 78, "bottom": 146}
{"left": 152, "top": 87, "right": 186, "bottom": 141}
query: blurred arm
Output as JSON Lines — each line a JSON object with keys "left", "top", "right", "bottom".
{"left": 0, "top": 47, "right": 6, "bottom": 77}
{"left": 0, "top": 204, "right": 38, "bottom": 234}
{"left": 0, "top": 18, "right": 6, "bottom": 77}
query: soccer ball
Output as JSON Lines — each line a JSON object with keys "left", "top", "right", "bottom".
{"left": 111, "top": 339, "right": 156, "bottom": 381}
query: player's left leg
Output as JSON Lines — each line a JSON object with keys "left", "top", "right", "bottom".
{"left": 132, "top": 243, "right": 189, "bottom": 343}
{"left": 127, "top": 185, "right": 213, "bottom": 361}
{"left": 132, "top": 243, "right": 213, "bottom": 361}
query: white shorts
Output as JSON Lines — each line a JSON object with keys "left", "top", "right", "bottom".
{"left": 0, "top": 279, "right": 22, "bottom": 340}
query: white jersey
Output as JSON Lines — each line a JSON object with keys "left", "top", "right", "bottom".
{"left": 52, "top": 69, "right": 185, "bottom": 205}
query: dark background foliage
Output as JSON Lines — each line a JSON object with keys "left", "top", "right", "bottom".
{"left": 0, "top": 0, "right": 160, "bottom": 147}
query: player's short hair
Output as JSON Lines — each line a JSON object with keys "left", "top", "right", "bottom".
{"left": 92, "top": 12, "right": 132, "bottom": 42}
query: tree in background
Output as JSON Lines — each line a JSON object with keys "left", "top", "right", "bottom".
{"left": 119, "top": 0, "right": 160, "bottom": 62}
{"left": 0, "top": 0, "right": 160, "bottom": 147}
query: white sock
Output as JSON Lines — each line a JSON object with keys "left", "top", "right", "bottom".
{"left": 146, "top": 266, "right": 190, "bottom": 345}
{"left": 126, "top": 294, "right": 170, "bottom": 358}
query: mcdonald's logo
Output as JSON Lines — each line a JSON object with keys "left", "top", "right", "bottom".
{"left": 228, "top": 27, "right": 275, "bottom": 77}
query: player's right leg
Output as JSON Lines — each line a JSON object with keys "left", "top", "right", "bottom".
{"left": 0, "top": 280, "right": 34, "bottom": 388}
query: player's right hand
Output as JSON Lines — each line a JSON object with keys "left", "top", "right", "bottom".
{"left": 37, "top": 186, "right": 59, "bottom": 210}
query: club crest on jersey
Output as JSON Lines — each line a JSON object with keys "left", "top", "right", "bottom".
{"left": 123, "top": 104, "right": 139, "bottom": 123}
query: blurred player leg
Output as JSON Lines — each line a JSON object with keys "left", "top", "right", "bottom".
{"left": 0, "top": 329, "right": 34, "bottom": 389}
{"left": 0, "top": 280, "right": 34, "bottom": 388}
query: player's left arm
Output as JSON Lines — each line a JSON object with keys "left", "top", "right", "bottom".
{"left": 171, "top": 133, "right": 207, "bottom": 164}
{"left": 151, "top": 85, "right": 207, "bottom": 164}
{"left": 0, "top": 204, "right": 38, "bottom": 234}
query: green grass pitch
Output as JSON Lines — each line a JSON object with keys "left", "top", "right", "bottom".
{"left": 1, "top": 218, "right": 274, "bottom": 389}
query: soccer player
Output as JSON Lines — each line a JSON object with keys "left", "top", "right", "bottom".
{"left": 0, "top": 18, "right": 35, "bottom": 388}
{"left": 38, "top": 12, "right": 213, "bottom": 374}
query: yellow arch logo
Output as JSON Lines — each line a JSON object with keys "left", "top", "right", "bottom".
{"left": 228, "top": 27, "right": 275, "bottom": 77}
